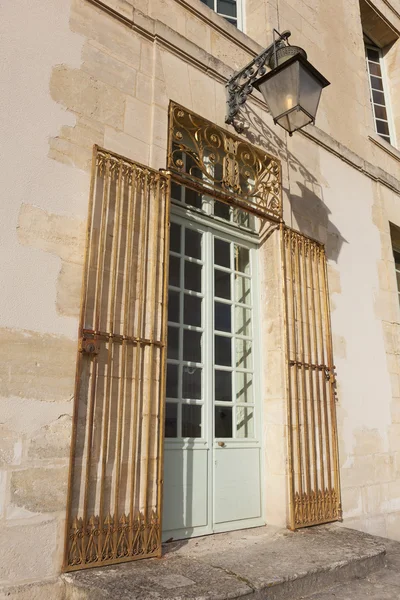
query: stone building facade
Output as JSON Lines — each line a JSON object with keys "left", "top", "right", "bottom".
{"left": 2, "top": 0, "right": 400, "bottom": 596}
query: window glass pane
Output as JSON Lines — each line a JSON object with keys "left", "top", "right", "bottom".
{"left": 167, "top": 326, "right": 179, "bottom": 360}
{"left": 185, "top": 261, "right": 202, "bottom": 291}
{"left": 372, "top": 89, "right": 385, "bottom": 105}
{"left": 165, "top": 402, "right": 178, "bottom": 438}
{"left": 236, "top": 339, "right": 252, "bottom": 369}
{"left": 370, "top": 75, "right": 384, "bottom": 91}
{"left": 171, "top": 183, "right": 182, "bottom": 203}
{"left": 236, "top": 372, "right": 253, "bottom": 403}
{"left": 380, "top": 134, "right": 391, "bottom": 143}
{"left": 170, "top": 222, "right": 181, "bottom": 253}
{"left": 182, "top": 404, "right": 202, "bottom": 438}
{"left": 166, "top": 364, "right": 178, "bottom": 398}
{"left": 368, "top": 61, "right": 382, "bottom": 77}
{"left": 169, "top": 256, "right": 180, "bottom": 287}
{"left": 182, "top": 366, "right": 202, "bottom": 399}
{"left": 215, "top": 406, "right": 232, "bottom": 437}
{"left": 215, "top": 335, "right": 232, "bottom": 366}
{"left": 374, "top": 104, "right": 388, "bottom": 120}
{"left": 168, "top": 290, "right": 180, "bottom": 323}
{"left": 183, "top": 330, "right": 202, "bottom": 363}
{"left": 214, "top": 200, "right": 231, "bottom": 221}
{"left": 236, "top": 407, "right": 254, "bottom": 438}
{"left": 376, "top": 120, "right": 390, "bottom": 136}
{"left": 200, "top": 0, "right": 214, "bottom": 8}
{"left": 367, "top": 48, "right": 380, "bottom": 62}
{"left": 235, "top": 274, "right": 251, "bottom": 305}
{"left": 215, "top": 269, "right": 231, "bottom": 299}
{"left": 215, "top": 370, "right": 232, "bottom": 402}
{"left": 235, "top": 306, "right": 251, "bottom": 336}
{"left": 214, "top": 238, "right": 231, "bottom": 268}
{"left": 217, "top": 0, "right": 237, "bottom": 16}
{"left": 225, "top": 17, "right": 237, "bottom": 25}
{"left": 184, "top": 295, "right": 202, "bottom": 326}
{"left": 184, "top": 187, "right": 202, "bottom": 209}
{"left": 234, "top": 245, "right": 250, "bottom": 273}
{"left": 215, "top": 302, "right": 232, "bottom": 332}
{"left": 394, "top": 250, "right": 400, "bottom": 270}
{"left": 397, "top": 271, "right": 400, "bottom": 292}
{"left": 185, "top": 229, "right": 202, "bottom": 259}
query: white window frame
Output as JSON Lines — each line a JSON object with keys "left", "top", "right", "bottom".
{"left": 200, "top": 0, "right": 243, "bottom": 31}
{"left": 365, "top": 41, "right": 396, "bottom": 146}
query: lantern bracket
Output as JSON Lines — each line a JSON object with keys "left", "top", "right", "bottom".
{"left": 225, "top": 29, "right": 291, "bottom": 133}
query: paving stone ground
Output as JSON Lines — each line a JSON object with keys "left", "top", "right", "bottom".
{"left": 303, "top": 538, "right": 400, "bottom": 600}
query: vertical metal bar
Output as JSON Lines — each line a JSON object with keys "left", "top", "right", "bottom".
{"left": 289, "top": 232, "right": 303, "bottom": 524}
{"left": 156, "top": 174, "right": 171, "bottom": 557}
{"left": 303, "top": 242, "right": 318, "bottom": 497}
{"left": 63, "top": 146, "right": 99, "bottom": 570}
{"left": 316, "top": 248, "right": 332, "bottom": 503}
{"left": 322, "top": 250, "right": 342, "bottom": 519}
{"left": 281, "top": 226, "right": 295, "bottom": 530}
{"left": 296, "top": 237, "right": 312, "bottom": 503}
{"left": 94, "top": 158, "right": 111, "bottom": 333}
{"left": 309, "top": 244, "right": 325, "bottom": 500}
{"left": 98, "top": 159, "right": 122, "bottom": 558}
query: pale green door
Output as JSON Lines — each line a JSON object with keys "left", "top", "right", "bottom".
{"left": 162, "top": 208, "right": 263, "bottom": 540}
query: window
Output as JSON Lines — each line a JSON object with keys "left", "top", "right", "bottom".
{"left": 200, "top": 0, "right": 241, "bottom": 28}
{"left": 390, "top": 224, "right": 400, "bottom": 309}
{"left": 365, "top": 40, "right": 394, "bottom": 144}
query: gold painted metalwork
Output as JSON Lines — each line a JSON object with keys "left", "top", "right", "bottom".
{"left": 168, "top": 102, "right": 282, "bottom": 221}
{"left": 282, "top": 226, "right": 342, "bottom": 529}
{"left": 63, "top": 146, "right": 171, "bottom": 571}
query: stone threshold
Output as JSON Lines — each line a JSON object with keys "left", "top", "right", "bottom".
{"left": 62, "top": 524, "right": 386, "bottom": 600}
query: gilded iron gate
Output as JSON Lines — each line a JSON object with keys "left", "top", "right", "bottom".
{"left": 282, "top": 226, "right": 342, "bottom": 529}
{"left": 64, "top": 147, "right": 170, "bottom": 571}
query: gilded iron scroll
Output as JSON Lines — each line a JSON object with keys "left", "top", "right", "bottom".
{"left": 64, "top": 147, "right": 170, "bottom": 570}
{"left": 282, "top": 226, "right": 341, "bottom": 529}
{"left": 168, "top": 102, "right": 282, "bottom": 221}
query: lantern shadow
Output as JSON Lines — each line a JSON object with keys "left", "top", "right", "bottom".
{"left": 237, "top": 103, "right": 347, "bottom": 262}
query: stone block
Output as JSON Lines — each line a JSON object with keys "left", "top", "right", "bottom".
{"left": 57, "top": 261, "right": 83, "bottom": 318}
{"left": 136, "top": 72, "right": 153, "bottom": 105}
{"left": 0, "top": 328, "right": 76, "bottom": 403}
{"left": 186, "top": 13, "right": 211, "bottom": 54}
{"left": 82, "top": 42, "right": 137, "bottom": 95}
{"left": 28, "top": 415, "right": 72, "bottom": 461}
{"left": 0, "top": 520, "right": 58, "bottom": 585}
{"left": 387, "top": 511, "right": 400, "bottom": 540}
{"left": 103, "top": 127, "right": 150, "bottom": 165}
{"left": 341, "top": 455, "right": 375, "bottom": 488}
{"left": 389, "top": 424, "right": 400, "bottom": 452}
{"left": 354, "top": 428, "right": 384, "bottom": 456}
{"left": 374, "top": 453, "right": 395, "bottom": 483}
{"left": 188, "top": 66, "right": 216, "bottom": 123}
{"left": 11, "top": 467, "right": 68, "bottom": 514}
{"left": 0, "top": 579, "right": 65, "bottom": 600}
{"left": 124, "top": 97, "right": 152, "bottom": 143}
{"left": 50, "top": 65, "right": 125, "bottom": 130}
{"left": 152, "top": 105, "right": 168, "bottom": 149}
{"left": 161, "top": 51, "right": 192, "bottom": 110}
{"left": 341, "top": 485, "right": 362, "bottom": 517}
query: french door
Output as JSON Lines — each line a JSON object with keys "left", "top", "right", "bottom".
{"left": 162, "top": 210, "right": 264, "bottom": 540}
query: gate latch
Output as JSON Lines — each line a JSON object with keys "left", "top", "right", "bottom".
{"left": 79, "top": 336, "right": 100, "bottom": 355}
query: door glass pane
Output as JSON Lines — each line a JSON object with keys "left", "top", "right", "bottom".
{"left": 236, "top": 372, "right": 253, "bottom": 403}
{"left": 215, "top": 335, "right": 232, "bottom": 366}
{"left": 215, "top": 370, "right": 232, "bottom": 402}
{"left": 170, "top": 222, "right": 181, "bottom": 253}
{"left": 184, "top": 295, "right": 202, "bottom": 326}
{"left": 215, "top": 302, "right": 232, "bottom": 332}
{"left": 185, "top": 261, "right": 202, "bottom": 291}
{"left": 214, "top": 200, "right": 230, "bottom": 221}
{"left": 185, "top": 229, "right": 202, "bottom": 259}
{"left": 236, "top": 339, "right": 252, "bottom": 369}
{"left": 376, "top": 120, "right": 390, "bottom": 136}
{"left": 372, "top": 89, "right": 385, "bottom": 105}
{"left": 165, "top": 403, "right": 178, "bottom": 438}
{"left": 234, "top": 245, "right": 250, "bottom": 273}
{"left": 235, "top": 275, "right": 251, "bottom": 304}
{"left": 167, "top": 326, "right": 179, "bottom": 360}
{"left": 183, "top": 330, "right": 202, "bottom": 363}
{"left": 182, "top": 366, "right": 202, "bottom": 399}
{"left": 166, "top": 364, "right": 178, "bottom": 398}
{"left": 214, "top": 238, "right": 230, "bottom": 267}
{"left": 370, "top": 76, "right": 383, "bottom": 91}
{"left": 182, "top": 404, "right": 202, "bottom": 438}
{"left": 236, "top": 407, "right": 254, "bottom": 438}
{"left": 235, "top": 306, "right": 251, "bottom": 336}
{"left": 171, "top": 182, "right": 182, "bottom": 203}
{"left": 168, "top": 290, "right": 180, "bottom": 323}
{"left": 215, "top": 406, "right": 232, "bottom": 437}
{"left": 169, "top": 256, "right": 180, "bottom": 287}
{"left": 369, "top": 62, "right": 381, "bottom": 77}
{"left": 185, "top": 187, "right": 202, "bottom": 209}
{"left": 215, "top": 269, "right": 231, "bottom": 299}
{"left": 374, "top": 104, "right": 388, "bottom": 120}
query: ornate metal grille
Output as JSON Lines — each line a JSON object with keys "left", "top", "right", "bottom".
{"left": 64, "top": 147, "right": 170, "bottom": 570}
{"left": 282, "top": 227, "right": 342, "bottom": 529}
{"left": 168, "top": 102, "right": 282, "bottom": 221}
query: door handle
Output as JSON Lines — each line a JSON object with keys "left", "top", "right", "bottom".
{"left": 217, "top": 441, "right": 226, "bottom": 447}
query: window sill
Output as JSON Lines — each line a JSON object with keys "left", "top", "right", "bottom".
{"left": 369, "top": 132, "right": 400, "bottom": 163}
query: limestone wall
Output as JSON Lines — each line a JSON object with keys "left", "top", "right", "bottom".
{"left": 1, "top": 0, "right": 400, "bottom": 592}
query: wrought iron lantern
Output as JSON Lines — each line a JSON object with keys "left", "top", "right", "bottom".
{"left": 225, "top": 30, "right": 330, "bottom": 135}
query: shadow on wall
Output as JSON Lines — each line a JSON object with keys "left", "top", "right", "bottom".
{"left": 238, "top": 104, "right": 347, "bottom": 262}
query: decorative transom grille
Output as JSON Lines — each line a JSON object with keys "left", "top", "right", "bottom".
{"left": 283, "top": 226, "right": 342, "bottom": 529}
{"left": 168, "top": 102, "right": 282, "bottom": 221}
{"left": 64, "top": 147, "right": 170, "bottom": 571}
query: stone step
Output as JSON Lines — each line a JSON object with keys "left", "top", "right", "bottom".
{"left": 63, "top": 524, "right": 386, "bottom": 600}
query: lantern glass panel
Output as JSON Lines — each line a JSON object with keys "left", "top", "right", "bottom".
{"left": 298, "top": 62, "right": 324, "bottom": 119}
{"left": 255, "top": 61, "right": 300, "bottom": 121}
